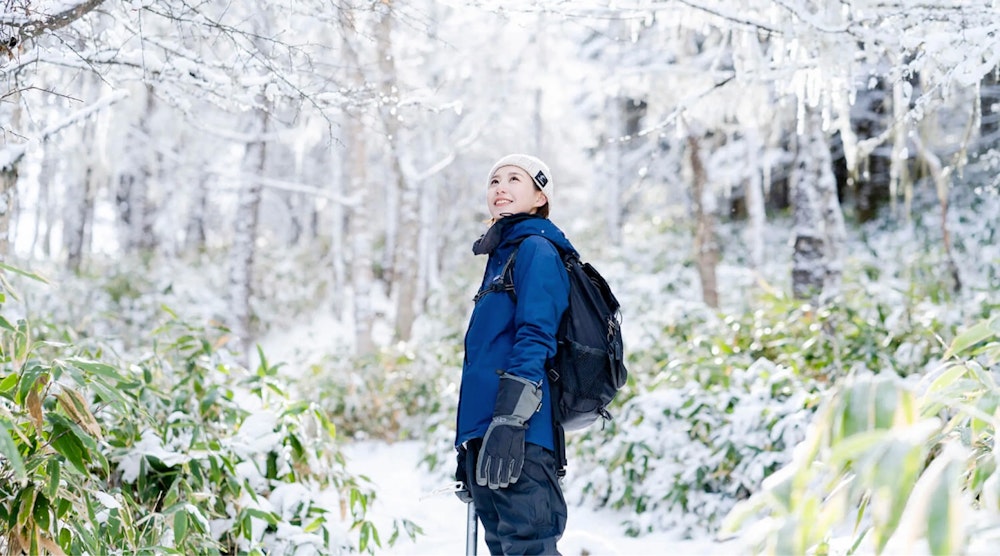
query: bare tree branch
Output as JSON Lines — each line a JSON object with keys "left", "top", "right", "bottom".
{"left": 3, "top": 0, "right": 106, "bottom": 49}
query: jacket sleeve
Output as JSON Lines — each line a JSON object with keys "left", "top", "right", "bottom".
{"left": 505, "top": 236, "right": 569, "bottom": 383}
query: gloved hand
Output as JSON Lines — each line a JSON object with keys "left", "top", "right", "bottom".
{"left": 476, "top": 373, "right": 543, "bottom": 490}
{"left": 455, "top": 446, "right": 473, "bottom": 503}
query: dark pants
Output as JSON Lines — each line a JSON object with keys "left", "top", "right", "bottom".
{"left": 463, "top": 439, "right": 567, "bottom": 556}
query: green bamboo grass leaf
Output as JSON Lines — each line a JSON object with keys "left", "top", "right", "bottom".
{"left": 848, "top": 493, "right": 872, "bottom": 556}
{"left": 62, "top": 358, "right": 125, "bottom": 381}
{"left": 243, "top": 508, "right": 279, "bottom": 525}
{"left": 874, "top": 378, "right": 901, "bottom": 429}
{"left": 46, "top": 457, "right": 61, "bottom": 500}
{"left": 33, "top": 493, "right": 51, "bottom": 530}
{"left": 0, "top": 262, "right": 50, "bottom": 283}
{"left": 13, "top": 319, "right": 30, "bottom": 363}
{"left": 16, "top": 486, "right": 36, "bottom": 527}
{"left": 839, "top": 387, "right": 862, "bottom": 439}
{"left": 924, "top": 364, "right": 968, "bottom": 398}
{"left": 16, "top": 364, "right": 46, "bottom": 406}
{"left": 827, "top": 429, "right": 891, "bottom": 469}
{"left": 173, "top": 510, "right": 188, "bottom": 544}
{"left": 48, "top": 412, "right": 99, "bottom": 455}
{"left": 924, "top": 449, "right": 966, "bottom": 556}
{"left": 944, "top": 318, "right": 995, "bottom": 359}
{"left": 0, "top": 419, "right": 27, "bottom": 479}
{"left": 970, "top": 392, "right": 1000, "bottom": 439}
{"left": 48, "top": 418, "right": 89, "bottom": 474}
{"left": 0, "top": 372, "right": 18, "bottom": 394}
{"left": 875, "top": 442, "right": 927, "bottom": 554}
{"left": 967, "top": 360, "right": 998, "bottom": 389}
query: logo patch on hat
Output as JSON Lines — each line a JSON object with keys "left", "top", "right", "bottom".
{"left": 534, "top": 171, "right": 548, "bottom": 188}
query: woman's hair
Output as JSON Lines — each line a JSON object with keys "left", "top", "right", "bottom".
{"left": 536, "top": 199, "right": 550, "bottom": 219}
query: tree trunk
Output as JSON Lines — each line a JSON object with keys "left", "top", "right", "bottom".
{"left": 340, "top": 6, "right": 375, "bottom": 355}
{"left": 185, "top": 179, "right": 208, "bottom": 252}
{"left": 791, "top": 107, "right": 846, "bottom": 302}
{"left": 1, "top": 90, "right": 24, "bottom": 259}
{"left": 891, "top": 77, "right": 912, "bottom": 219}
{"left": 980, "top": 68, "right": 1000, "bottom": 145}
{"left": 0, "top": 166, "right": 14, "bottom": 258}
{"left": 375, "top": 4, "right": 420, "bottom": 342}
{"left": 744, "top": 130, "right": 766, "bottom": 269}
{"left": 346, "top": 136, "right": 375, "bottom": 354}
{"left": 912, "top": 133, "right": 961, "bottom": 293}
{"left": 115, "top": 84, "right": 159, "bottom": 255}
{"left": 687, "top": 135, "right": 719, "bottom": 308}
{"left": 63, "top": 100, "right": 102, "bottom": 273}
{"left": 327, "top": 140, "right": 347, "bottom": 315}
{"left": 64, "top": 164, "right": 95, "bottom": 273}
{"left": 605, "top": 96, "right": 624, "bottom": 246}
{"left": 229, "top": 111, "right": 267, "bottom": 364}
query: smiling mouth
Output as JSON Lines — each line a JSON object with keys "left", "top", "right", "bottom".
{"left": 494, "top": 199, "right": 512, "bottom": 206}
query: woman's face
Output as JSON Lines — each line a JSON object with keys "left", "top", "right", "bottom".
{"left": 487, "top": 165, "right": 547, "bottom": 220}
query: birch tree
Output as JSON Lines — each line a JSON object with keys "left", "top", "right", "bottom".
{"left": 116, "top": 84, "right": 159, "bottom": 254}
{"left": 62, "top": 120, "right": 97, "bottom": 272}
{"left": 0, "top": 94, "right": 18, "bottom": 258}
{"left": 791, "top": 107, "right": 845, "bottom": 302}
{"left": 229, "top": 113, "right": 266, "bottom": 362}
{"left": 0, "top": 156, "right": 15, "bottom": 258}
{"left": 373, "top": 3, "right": 421, "bottom": 341}
{"left": 337, "top": 6, "right": 376, "bottom": 355}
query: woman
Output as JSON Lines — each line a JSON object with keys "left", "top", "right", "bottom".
{"left": 455, "top": 153, "right": 576, "bottom": 555}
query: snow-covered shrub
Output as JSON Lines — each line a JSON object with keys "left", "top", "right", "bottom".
{"left": 304, "top": 337, "right": 462, "bottom": 445}
{"left": 567, "top": 359, "right": 817, "bottom": 536}
{"left": 564, "top": 268, "right": 981, "bottom": 537}
{"left": 722, "top": 314, "right": 1000, "bottom": 556}
{"left": 0, "top": 266, "right": 402, "bottom": 555}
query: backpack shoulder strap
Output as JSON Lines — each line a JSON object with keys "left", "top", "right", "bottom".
{"left": 498, "top": 246, "right": 520, "bottom": 303}
{"left": 476, "top": 236, "right": 571, "bottom": 303}
{"left": 497, "top": 236, "right": 567, "bottom": 303}
{"left": 472, "top": 244, "right": 521, "bottom": 303}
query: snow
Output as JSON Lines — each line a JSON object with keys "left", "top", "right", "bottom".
{"left": 341, "top": 440, "right": 740, "bottom": 556}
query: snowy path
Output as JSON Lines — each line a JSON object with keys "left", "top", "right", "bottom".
{"left": 342, "top": 440, "right": 740, "bottom": 555}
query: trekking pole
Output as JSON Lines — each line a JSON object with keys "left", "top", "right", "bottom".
{"left": 465, "top": 498, "right": 478, "bottom": 556}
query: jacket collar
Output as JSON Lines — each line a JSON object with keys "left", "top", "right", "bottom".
{"left": 472, "top": 214, "right": 539, "bottom": 255}
{"left": 472, "top": 214, "right": 577, "bottom": 257}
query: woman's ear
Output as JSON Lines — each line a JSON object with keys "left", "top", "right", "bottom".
{"left": 533, "top": 190, "right": 548, "bottom": 208}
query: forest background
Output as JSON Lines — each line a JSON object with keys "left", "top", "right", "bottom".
{"left": 1, "top": 1, "right": 999, "bottom": 555}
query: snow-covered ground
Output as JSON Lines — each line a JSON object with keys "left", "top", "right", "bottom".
{"left": 342, "top": 440, "right": 740, "bottom": 555}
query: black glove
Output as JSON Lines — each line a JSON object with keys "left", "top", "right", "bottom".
{"left": 476, "top": 373, "right": 543, "bottom": 490}
{"left": 455, "top": 446, "right": 473, "bottom": 503}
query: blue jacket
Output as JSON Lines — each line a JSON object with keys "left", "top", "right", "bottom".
{"left": 455, "top": 215, "right": 576, "bottom": 451}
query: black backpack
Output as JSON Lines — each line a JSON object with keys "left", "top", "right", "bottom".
{"left": 494, "top": 239, "right": 628, "bottom": 433}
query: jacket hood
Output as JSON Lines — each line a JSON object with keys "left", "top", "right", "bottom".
{"left": 472, "top": 214, "right": 577, "bottom": 257}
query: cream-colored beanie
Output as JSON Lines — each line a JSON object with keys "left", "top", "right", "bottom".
{"left": 487, "top": 154, "right": 553, "bottom": 205}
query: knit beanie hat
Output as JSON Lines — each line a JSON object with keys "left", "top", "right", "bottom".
{"left": 487, "top": 154, "right": 553, "bottom": 205}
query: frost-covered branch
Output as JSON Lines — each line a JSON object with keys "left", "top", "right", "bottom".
{"left": 0, "top": 88, "right": 128, "bottom": 169}
{"left": 220, "top": 172, "right": 361, "bottom": 205}
{"left": 1, "top": 0, "right": 106, "bottom": 49}
{"left": 676, "top": 0, "right": 781, "bottom": 33}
